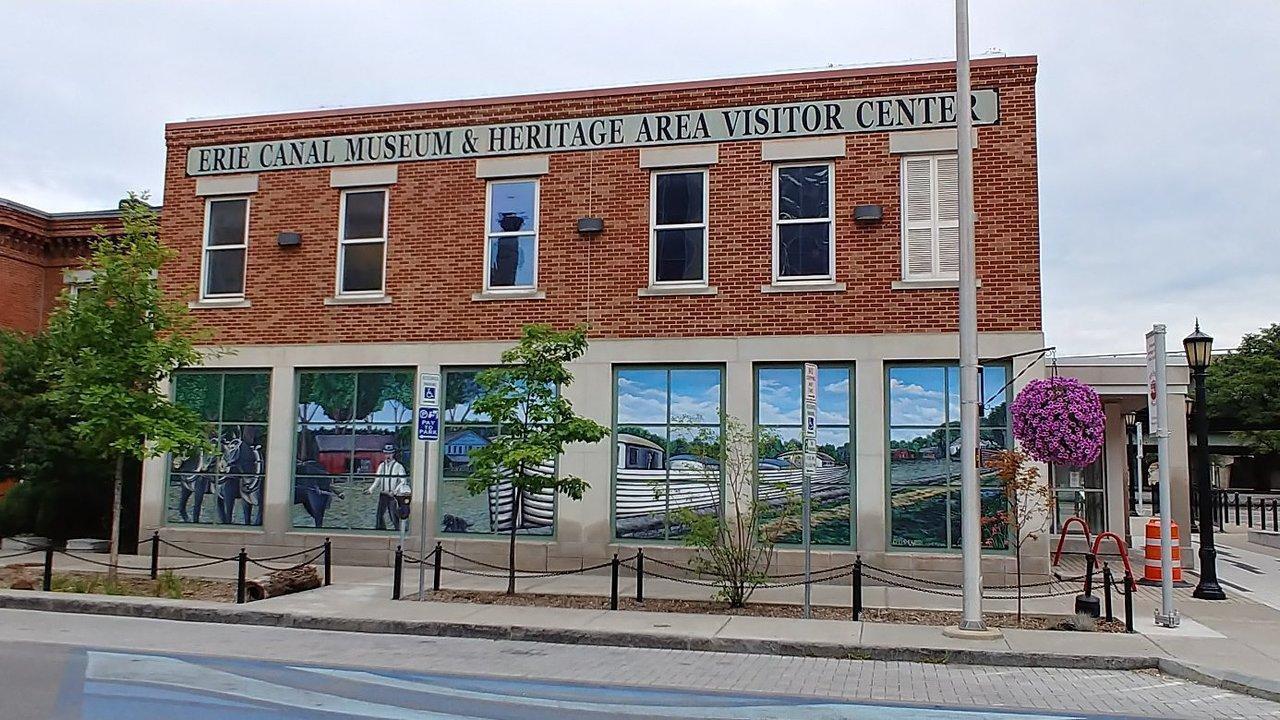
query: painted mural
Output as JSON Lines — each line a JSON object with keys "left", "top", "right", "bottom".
{"left": 167, "top": 371, "right": 270, "bottom": 526}
{"left": 887, "top": 364, "right": 1010, "bottom": 549}
{"left": 438, "top": 368, "right": 555, "bottom": 536}
{"left": 755, "top": 365, "right": 854, "bottom": 546}
{"left": 614, "top": 366, "right": 723, "bottom": 541}
{"left": 292, "top": 369, "right": 414, "bottom": 532}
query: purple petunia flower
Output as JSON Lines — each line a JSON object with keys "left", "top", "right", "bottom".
{"left": 1010, "top": 376, "right": 1105, "bottom": 469}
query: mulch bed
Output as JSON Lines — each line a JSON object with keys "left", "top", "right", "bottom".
{"left": 420, "top": 589, "right": 1125, "bottom": 632}
{"left": 1, "top": 564, "right": 237, "bottom": 603}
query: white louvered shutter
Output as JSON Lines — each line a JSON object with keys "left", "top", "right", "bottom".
{"left": 935, "top": 156, "right": 960, "bottom": 276}
{"left": 902, "top": 157, "right": 935, "bottom": 279}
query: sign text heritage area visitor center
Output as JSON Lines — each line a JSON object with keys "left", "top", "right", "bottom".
{"left": 10, "top": 55, "right": 1084, "bottom": 583}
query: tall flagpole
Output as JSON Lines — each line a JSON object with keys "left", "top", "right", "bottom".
{"left": 955, "top": 0, "right": 989, "bottom": 635}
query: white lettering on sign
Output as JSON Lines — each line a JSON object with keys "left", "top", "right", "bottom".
{"left": 187, "top": 90, "right": 1000, "bottom": 176}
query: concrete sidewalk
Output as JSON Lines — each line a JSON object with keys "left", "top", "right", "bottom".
{"left": 7, "top": 546, "right": 1280, "bottom": 703}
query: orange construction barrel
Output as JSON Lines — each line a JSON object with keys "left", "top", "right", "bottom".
{"left": 1142, "top": 518, "right": 1182, "bottom": 583}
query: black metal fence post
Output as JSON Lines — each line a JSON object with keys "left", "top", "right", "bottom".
{"left": 1102, "top": 564, "right": 1114, "bottom": 622}
{"left": 1248, "top": 497, "right": 1254, "bottom": 528}
{"left": 1263, "top": 502, "right": 1268, "bottom": 531}
{"left": 610, "top": 553, "right": 619, "bottom": 610}
{"left": 1235, "top": 494, "right": 1242, "bottom": 526}
{"left": 1272, "top": 499, "right": 1277, "bottom": 530}
{"left": 392, "top": 546, "right": 404, "bottom": 601}
{"left": 149, "top": 531, "right": 160, "bottom": 580}
{"left": 42, "top": 545, "right": 54, "bottom": 591}
{"left": 235, "top": 549, "right": 247, "bottom": 604}
{"left": 432, "top": 542, "right": 442, "bottom": 591}
{"left": 852, "top": 556, "right": 863, "bottom": 621}
{"left": 635, "top": 548, "right": 644, "bottom": 602}
{"left": 1123, "top": 571, "right": 1135, "bottom": 633}
{"left": 323, "top": 538, "right": 332, "bottom": 586}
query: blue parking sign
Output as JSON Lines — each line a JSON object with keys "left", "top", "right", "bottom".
{"left": 417, "top": 407, "right": 439, "bottom": 441}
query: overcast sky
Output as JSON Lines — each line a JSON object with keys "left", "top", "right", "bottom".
{"left": 2, "top": 1, "right": 1276, "bottom": 356}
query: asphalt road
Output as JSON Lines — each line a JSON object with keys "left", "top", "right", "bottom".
{"left": 0, "top": 609, "right": 1275, "bottom": 720}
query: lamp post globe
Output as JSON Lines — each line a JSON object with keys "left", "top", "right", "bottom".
{"left": 1184, "top": 321, "right": 1225, "bottom": 600}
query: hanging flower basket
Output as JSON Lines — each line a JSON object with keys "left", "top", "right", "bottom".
{"left": 1010, "top": 376, "right": 1105, "bottom": 469}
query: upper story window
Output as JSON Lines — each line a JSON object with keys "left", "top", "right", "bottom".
{"left": 485, "top": 179, "right": 538, "bottom": 291}
{"left": 338, "top": 189, "right": 388, "bottom": 296}
{"left": 901, "top": 154, "right": 959, "bottom": 281}
{"left": 651, "top": 170, "right": 708, "bottom": 286}
{"left": 201, "top": 198, "right": 249, "bottom": 299}
{"left": 773, "top": 163, "right": 834, "bottom": 283}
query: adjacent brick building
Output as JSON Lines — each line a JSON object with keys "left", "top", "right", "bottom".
{"left": 141, "top": 56, "right": 1047, "bottom": 581}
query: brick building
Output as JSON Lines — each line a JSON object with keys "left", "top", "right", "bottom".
{"left": 140, "top": 55, "right": 1046, "bottom": 581}
{"left": 0, "top": 199, "right": 125, "bottom": 334}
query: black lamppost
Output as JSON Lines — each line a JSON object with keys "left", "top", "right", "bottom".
{"left": 1124, "top": 411, "right": 1139, "bottom": 516}
{"left": 1185, "top": 321, "right": 1225, "bottom": 600}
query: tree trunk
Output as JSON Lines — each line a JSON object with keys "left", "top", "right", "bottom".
{"left": 1015, "top": 543, "right": 1023, "bottom": 624}
{"left": 108, "top": 454, "right": 124, "bottom": 583}
{"left": 507, "top": 485, "right": 520, "bottom": 595}
{"left": 245, "top": 565, "right": 320, "bottom": 601}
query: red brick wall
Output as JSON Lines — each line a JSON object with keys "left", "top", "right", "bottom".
{"left": 162, "top": 58, "right": 1041, "bottom": 345}
{"left": 0, "top": 242, "right": 45, "bottom": 333}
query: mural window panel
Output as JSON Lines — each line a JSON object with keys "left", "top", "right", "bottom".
{"left": 167, "top": 370, "right": 270, "bottom": 527}
{"left": 887, "top": 362, "right": 1012, "bottom": 550}
{"left": 754, "top": 364, "right": 855, "bottom": 547}
{"left": 292, "top": 369, "right": 414, "bottom": 532}
{"left": 614, "top": 366, "right": 723, "bottom": 541}
{"left": 437, "top": 367, "right": 554, "bottom": 537}
{"left": 890, "top": 486, "right": 949, "bottom": 548}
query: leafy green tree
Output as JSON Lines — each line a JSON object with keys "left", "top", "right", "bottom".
{"left": 466, "top": 324, "right": 609, "bottom": 594}
{"left": 1208, "top": 324, "right": 1280, "bottom": 454}
{"left": 41, "top": 194, "right": 212, "bottom": 578}
{"left": 0, "top": 331, "right": 112, "bottom": 539}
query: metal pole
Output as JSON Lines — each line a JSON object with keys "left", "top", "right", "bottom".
{"left": 853, "top": 556, "right": 863, "bottom": 621}
{"left": 1103, "top": 564, "right": 1114, "bottom": 622}
{"left": 1150, "top": 326, "right": 1178, "bottom": 627}
{"left": 955, "top": 0, "right": 985, "bottom": 634}
{"left": 802, "top": 363, "right": 817, "bottom": 619}
{"left": 149, "top": 531, "right": 159, "bottom": 580}
{"left": 433, "top": 541, "right": 442, "bottom": 591}
{"left": 610, "top": 554, "right": 619, "bottom": 611}
{"left": 1124, "top": 571, "right": 1135, "bottom": 633}
{"left": 1127, "top": 425, "right": 1138, "bottom": 517}
{"left": 417, "top": 438, "right": 430, "bottom": 599}
{"left": 323, "top": 538, "right": 332, "bottom": 586}
{"left": 236, "top": 548, "right": 247, "bottom": 605}
{"left": 393, "top": 545, "right": 403, "bottom": 601}
{"left": 1136, "top": 421, "right": 1145, "bottom": 516}
{"left": 635, "top": 548, "right": 645, "bottom": 602}
{"left": 42, "top": 546, "right": 53, "bottom": 592}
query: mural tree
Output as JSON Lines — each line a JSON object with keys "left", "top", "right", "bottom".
{"left": 41, "top": 194, "right": 213, "bottom": 578}
{"left": 466, "top": 324, "right": 609, "bottom": 594}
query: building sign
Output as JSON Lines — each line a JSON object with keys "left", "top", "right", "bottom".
{"left": 187, "top": 89, "right": 1000, "bottom": 176}
{"left": 417, "top": 407, "right": 439, "bottom": 441}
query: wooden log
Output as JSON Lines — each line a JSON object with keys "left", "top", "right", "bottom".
{"left": 244, "top": 565, "right": 320, "bottom": 602}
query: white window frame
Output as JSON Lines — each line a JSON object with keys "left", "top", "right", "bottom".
{"left": 199, "top": 196, "right": 250, "bottom": 300}
{"left": 649, "top": 168, "right": 709, "bottom": 288}
{"left": 771, "top": 161, "right": 835, "bottom": 284}
{"left": 900, "top": 153, "right": 959, "bottom": 282}
{"left": 336, "top": 187, "right": 389, "bottom": 297}
{"left": 483, "top": 178, "right": 540, "bottom": 292}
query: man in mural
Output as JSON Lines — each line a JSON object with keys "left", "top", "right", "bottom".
{"left": 174, "top": 438, "right": 217, "bottom": 523}
{"left": 366, "top": 442, "right": 409, "bottom": 531}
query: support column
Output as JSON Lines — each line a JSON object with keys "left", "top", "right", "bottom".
{"left": 855, "top": 359, "right": 886, "bottom": 554}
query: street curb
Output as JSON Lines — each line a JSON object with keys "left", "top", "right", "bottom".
{"left": 0, "top": 591, "right": 1154, "bottom": 671}
{"left": 7, "top": 590, "right": 1280, "bottom": 704}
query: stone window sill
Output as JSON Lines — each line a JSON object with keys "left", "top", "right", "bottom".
{"left": 637, "top": 285, "right": 718, "bottom": 297}
{"left": 891, "top": 279, "right": 981, "bottom": 290}
{"left": 324, "top": 295, "right": 393, "bottom": 306}
{"left": 471, "top": 289, "right": 546, "bottom": 302}
{"left": 188, "top": 298, "right": 251, "bottom": 309}
{"left": 760, "top": 281, "right": 846, "bottom": 294}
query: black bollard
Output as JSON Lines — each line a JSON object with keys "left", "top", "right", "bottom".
{"left": 610, "top": 553, "right": 619, "bottom": 610}
{"left": 1074, "top": 553, "right": 1100, "bottom": 618}
{"left": 853, "top": 556, "right": 863, "bottom": 621}
{"left": 392, "top": 546, "right": 403, "bottom": 601}
{"left": 1102, "top": 565, "right": 1114, "bottom": 622}
{"left": 635, "top": 548, "right": 645, "bottom": 603}
{"left": 42, "top": 546, "right": 54, "bottom": 592}
{"left": 323, "top": 538, "right": 332, "bottom": 586}
{"left": 1123, "top": 571, "right": 1135, "bottom": 633}
{"left": 149, "top": 531, "right": 160, "bottom": 580}
{"left": 432, "top": 542, "right": 442, "bottom": 591}
{"left": 236, "top": 549, "right": 247, "bottom": 604}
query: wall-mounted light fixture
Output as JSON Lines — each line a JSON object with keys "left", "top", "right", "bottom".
{"left": 853, "top": 205, "right": 883, "bottom": 223}
{"left": 276, "top": 231, "right": 301, "bottom": 247}
{"left": 577, "top": 217, "right": 604, "bottom": 236}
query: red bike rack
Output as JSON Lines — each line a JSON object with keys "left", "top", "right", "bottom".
{"left": 1052, "top": 515, "right": 1093, "bottom": 567}
{"left": 1091, "top": 531, "right": 1138, "bottom": 590}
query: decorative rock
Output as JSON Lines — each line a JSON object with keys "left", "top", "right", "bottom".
{"left": 66, "top": 538, "right": 109, "bottom": 553}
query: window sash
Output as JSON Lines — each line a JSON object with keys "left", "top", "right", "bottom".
{"left": 901, "top": 155, "right": 960, "bottom": 281}
{"left": 772, "top": 163, "right": 834, "bottom": 282}
{"left": 200, "top": 197, "right": 249, "bottom": 299}
{"left": 484, "top": 179, "right": 539, "bottom": 291}
{"left": 650, "top": 170, "right": 708, "bottom": 286}
{"left": 337, "top": 189, "right": 388, "bottom": 296}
